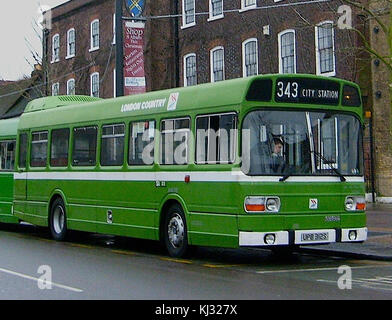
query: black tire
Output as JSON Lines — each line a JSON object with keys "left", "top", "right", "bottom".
{"left": 163, "top": 204, "right": 189, "bottom": 258}
{"left": 49, "top": 198, "right": 67, "bottom": 241}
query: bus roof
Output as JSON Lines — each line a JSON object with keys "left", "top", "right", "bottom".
{"left": 0, "top": 117, "right": 19, "bottom": 138}
{"left": 18, "top": 74, "right": 362, "bottom": 130}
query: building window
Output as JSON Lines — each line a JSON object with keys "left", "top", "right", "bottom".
{"left": 52, "top": 83, "right": 59, "bottom": 96}
{"left": 210, "top": 46, "right": 225, "bottom": 82}
{"left": 67, "top": 79, "right": 75, "bottom": 95}
{"left": 241, "top": 0, "right": 256, "bottom": 11}
{"left": 184, "top": 53, "right": 197, "bottom": 87}
{"left": 316, "top": 21, "right": 336, "bottom": 76}
{"left": 182, "top": 0, "right": 195, "bottom": 28}
{"left": 90, "top": 19, "right": 100, "bottom": 51}
{"left": 52, "top": 34, "right": 60, "bottom": 63}
{"left": 66, "top": 28, "right": 76, "bottom": 58}
{"left": 209, "top": 0, "right": 223, "bottom": 20}
{"left": 278, "top": 29, "right": 296, "bottom": 74}
{"left": 242, "top": 38, "right": 258, "bottom": 77}
{"left": 90, "top": 72, "right": 99, "bottom": 97}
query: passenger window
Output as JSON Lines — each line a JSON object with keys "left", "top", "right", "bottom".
{"left": 50, "top": 129, "right": 70, "bottom": 167}
{"left": 129, "top": 121, "right": 155, "bottom": 165}
{"left": 31, "top": 131, "right": 48, "bottom": 167}
{"left": 72, "top": 126, "right": 97, "bottom": 166}
{"left": 101, "top": 124, "right": 125, "bottom": 166}
{"left": 196, "top": 113, "right": 237, "bottom": 164}
{"left": 160, "top": 118, "right": 190, "bottom": 165}
{"left": 18, "top": 133, "right": 28, "bottom": 169}
{"left": 0, "top": 140, "right": 16, "bottom": 171}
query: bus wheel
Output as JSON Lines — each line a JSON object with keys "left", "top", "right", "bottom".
{"left": 49, "top": 198, "right": 67, "bottom": 241}
{"left": 164, "top": 204, "right": 189, "bottom": 258}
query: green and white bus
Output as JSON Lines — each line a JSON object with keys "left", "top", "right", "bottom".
{"left": 13, "top": 75, "right": 367, "bottom": 257}
{"left": 0, "top": 117, "right": 19, "bottom": 224}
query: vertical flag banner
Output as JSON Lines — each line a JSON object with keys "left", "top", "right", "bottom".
{"left": 123, "top": 21, "right": 146, "bottom": 95}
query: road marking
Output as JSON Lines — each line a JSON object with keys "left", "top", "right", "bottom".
{"left": 0, "top": 267, "right": 83, "bottom": 293}
{"left": 160, "top": 257, "right": 193, "bottom": 264}
{"left": 203, "top": 264, "right": 241, "bottom": 268}
{"left": 318, "top": 276, "right": 392, "bottom": 291}
{"left": 111, "top": 249, "right": 137, "bottom": 256}
{"left": 256, "top": 265, "right": 385, "bottom": 274}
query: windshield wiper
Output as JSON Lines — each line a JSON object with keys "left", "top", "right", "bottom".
{"left": 312, "top": 151, "right": 346, "bottom": 182}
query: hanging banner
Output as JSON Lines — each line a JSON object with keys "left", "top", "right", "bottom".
{"left": 123, "top": 21, "right": 146, "bottom": 95}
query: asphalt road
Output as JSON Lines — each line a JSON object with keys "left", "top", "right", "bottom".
{"left": 1, "top": 223, "right": 392, "bottom": 302}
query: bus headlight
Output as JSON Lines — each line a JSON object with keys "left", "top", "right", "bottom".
{"left": 345, "top": 196, "right": 366, "bottom": 211}
{"left": 266, "top": 197, "right": 280, "bottom": 212}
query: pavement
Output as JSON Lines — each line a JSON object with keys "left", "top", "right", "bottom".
{"left": 300, "top": 203, "right": 392, "bottom": 261}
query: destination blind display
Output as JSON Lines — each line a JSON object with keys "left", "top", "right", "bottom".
{"left": 275, "top": 78, "right": 340, "bottom": 105}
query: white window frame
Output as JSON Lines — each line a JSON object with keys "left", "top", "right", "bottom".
{"left": 90, "top": 72, "right": 100, "bottom": 97}
{"left": 52, "top": 82, "right": 59, "bottom": 96}
{"left": 66, "top": 78, "right": 75, "bottom": 95}
{"left": 183, "top": 53, "right": 197, "bottom": 87}
{"left": 182, "top": 0, "right": 196, "bottom": 29}
{"left": 66, "top": 28, "right": 76, "bottom": 59}
{"left": 51, "top": 34, "right": 60, "bottom": 63}
{"left": 90, "top": 19, "right": 100, "bottom": 52}
{"left": 242, "top": 38, "right": 259, "bottom": 77}
{"left": 240, "top": 0, "right": 257, "bottom": 12}
{"left": 208, "top": 0, "right": 224, "bottom": 21}
{"left": 210, "top": 46, "right": 225, "bottom": 83}
{"left": 315, "top": 21, "right": 336, "bottom": 77}
{"left": 278, "top": 29, "right": 297, "bottom": 74}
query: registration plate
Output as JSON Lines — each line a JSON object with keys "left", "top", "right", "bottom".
{"left": 301, "top": 232, "right": 329, "bottom": 242}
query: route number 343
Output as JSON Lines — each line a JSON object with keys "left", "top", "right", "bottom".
{"left": 276, "top": 81, "right": 299, "bottom": 99}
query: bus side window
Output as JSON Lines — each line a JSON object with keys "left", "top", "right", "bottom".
{"left": 0, "top": 141, "right": 15, "bottom": 171}
{"left": 129, "top": 121, "right": 155, "bottom": 166}
{"left": 18, "top": 133, "right": 28, "bottom": 169}
{"left": 160, "top": 118, "right": 190, "bottom": 165}
{"left": 101, "top": 123, "right": 125, "bottom": 166}
{"left": 50, "top": 128, "right": 70, "bottom": 167}
{"left": 31, "top": 131, "right": 48, "bottom": 167}
{"left": 72, "top": 126, "right": 98, "bottom": 166}
{"left": 196, "top": 113, "right": 237, "bottom": 164}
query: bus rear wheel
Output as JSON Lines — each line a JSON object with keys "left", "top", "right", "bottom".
{"left": 164, "top": 204, "right": 189, "bottom": 258}
{"left": 49, "top": 198, "right": 67, "bottom": 241}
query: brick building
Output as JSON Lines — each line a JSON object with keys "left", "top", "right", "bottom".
{"left": 44, "top": 0, "right": 176, "bottom": 97}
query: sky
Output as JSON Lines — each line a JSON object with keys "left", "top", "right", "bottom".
{"left": 0, "top": 1, "right": 68, "bottom": 81}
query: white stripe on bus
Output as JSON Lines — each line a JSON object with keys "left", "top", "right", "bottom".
{"left": 13, "top": 171, "right": 364, "bottom": 183}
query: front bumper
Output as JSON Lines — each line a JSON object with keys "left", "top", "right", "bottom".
{"left": 239, "top": 227, "right": 367, "bottom": 246}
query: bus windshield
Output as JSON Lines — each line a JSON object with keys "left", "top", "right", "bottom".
{"left": 242, "top": 110, "right": 363, "bottom": 177}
